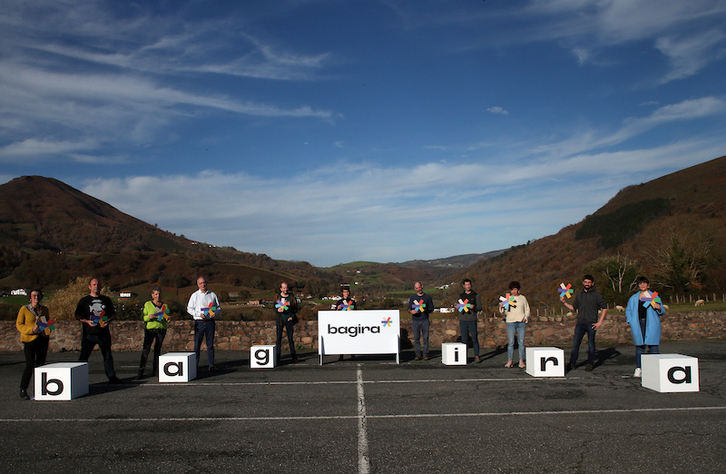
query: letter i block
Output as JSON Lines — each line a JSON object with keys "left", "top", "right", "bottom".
{"left": 641, "top": 354, "right": 699, "bottom": 392}
{"left": 159, "top": 352, "right": 197, "bottom": 383}
{"left": 441, "top": 343, "right": 468, "bottom": 365}
{"left": 525, "top": 347, "right": 565, "bottom": 377}
{"left": 250, "top": 345, "right": 276, "bottom": 369}
{"left": 34, "top": 362, "right": 89, "bottom": 401}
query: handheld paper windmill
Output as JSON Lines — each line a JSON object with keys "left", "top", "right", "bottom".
{"left": 90, "top": 311, "right": 108, "bottom": 327}
{"left": 639, "top": 291, "right": 662, "bottom": 308}
{"left": 381, "top": 316, "right": 392, "bottom": 327}
{"left": 200, "top": 302, "right": 218, "bottom": 319}
{"left": 456, "top": 298, "right": 472, "bottom": 313}
{"left": 499, "top": 293, "right": 517, "bottom": 310}
{"left": 558, "top": 283, "right": 574, "bottom": 299}
{"left": 338, "top": 301, "right": 354, "bottom": 311}
{"left": 36, "top": 316, "right": 55, "bottom": 332}
{"left": 153, "top": 304, "right": 170, "bottom": 322}
{"left": 412, "top": 299, "right": 426, "bottom": 312}
{"left": 275, "top": 300, "right": 290, "bottom": 311}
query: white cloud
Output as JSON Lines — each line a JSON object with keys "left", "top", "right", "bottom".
{"left": 487, "top": 106, "right": 509, "bottom": 115}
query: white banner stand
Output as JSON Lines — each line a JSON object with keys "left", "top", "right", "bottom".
{"left": 318, "top": 310, "right": 400, "bottom": 365}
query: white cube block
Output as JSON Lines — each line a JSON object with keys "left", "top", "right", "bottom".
{"left": 34, "top": 362, "right": 89, "bottom": 401}
{"left": 525, "top": 347, "right": 565, "bottom": 377}
{"left": 250, "top": 345, "right": 277, "bottom": 369}
{"left": 158, "top": 352, "right": 197, "bottom": 383}
{"left": 441, "top": 343, "right": 467, "bottom": 365}
{"left": 641, "top": 354, "right": 699, "bottom": 392}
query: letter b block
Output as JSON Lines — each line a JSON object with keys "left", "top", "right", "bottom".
{"left": 159, "top": 352, "right": 197, "bottom": 383}
{"left": 641, "top": 354, "right": 699, "bottom": 392}
{"left": 441, "top": 343, "right": 467, "bottom": 365}
{"left": 34, "top": 362, "right": 89, "bottom": 401}
{"left": 250, "top": 345, "right": 276, "bottom": 369}
{"left": 525, "top": 347, "right": 565, "bottom": 377}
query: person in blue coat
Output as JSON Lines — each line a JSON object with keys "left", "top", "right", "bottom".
{"left": 625, "top": 276, "right": 666, "bottom": 378}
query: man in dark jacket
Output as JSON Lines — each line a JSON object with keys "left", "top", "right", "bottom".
{"left": 560, "top": 274, "right": 608, "bottom": 372}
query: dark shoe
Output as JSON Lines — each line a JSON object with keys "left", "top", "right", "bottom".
{"left": 585, "top": 364, "right": 594, "bottom": 372}
{"left": 136, "top": 370, "right": 144, "bottom": 380}
{"left": 414, "top": 354, "right": 422, "bottom": 361}
{"left": 108, "top": 376, "right": 122, "bottom": 384}
{"left": 567, "top": 363, "right": 575, "bottom": 372}
{"left": 350, "top": 355, "right": 356, "bottom": 360}
{"left": 291, "top": 355, "right": 299, "bottom": 363}
{"left": 423, "top": 354, "right": 430, "bottom": 361}
{"left": 338, "top": 355, "right": 344, "bottom": 361}
{"left": 475, "top": 356, "right": 481, "bottom": 363}
{"left": 208, "top": 365, "right": 219, "bottom": 371}
{"left": 20, "top": 389, "right": 30, "bottom": 400}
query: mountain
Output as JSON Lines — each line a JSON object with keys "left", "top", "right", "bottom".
{"left": 444, "top": 154, "right": 726, "bottom": 309}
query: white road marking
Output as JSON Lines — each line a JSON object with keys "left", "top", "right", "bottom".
{"left": 357, "top": 365, "right": 370, "bottom": 474}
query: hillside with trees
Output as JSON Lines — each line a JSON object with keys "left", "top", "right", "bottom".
{"left": 444, "top": 154, "right": 726, "bottom": 311}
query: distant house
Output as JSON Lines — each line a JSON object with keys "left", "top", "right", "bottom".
{"left": 11, "top": 289, "right": 27, "bottom": 296}
{"left": 119, "top": 292, "right": 137, "bottom": 299}
{"left": 247, "top": 299, "right": 265, "bottom": 307}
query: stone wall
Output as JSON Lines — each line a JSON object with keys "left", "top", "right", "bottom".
{"left": 2, "top": 311, "right": 725, "bottom": 352}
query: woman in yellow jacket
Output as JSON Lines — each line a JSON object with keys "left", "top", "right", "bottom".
{"left": 16, "top": 289, "right": 51, "bottom": 400}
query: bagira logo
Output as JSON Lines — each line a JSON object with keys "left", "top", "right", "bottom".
{"left": 381, "top": 317, "right": 392, "bottom": 327}
{"left": 328, "top": 324, "right": 383, "bottom": 337}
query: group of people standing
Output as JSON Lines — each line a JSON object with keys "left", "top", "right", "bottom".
{"left": 15, "top": 273, "right": 665, "bottom": 398}
{"left": 405, "top": 275, "right": 664, "bottom": 377}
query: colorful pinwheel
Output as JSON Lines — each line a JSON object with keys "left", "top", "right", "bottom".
{"left": 412, "top": 299, "right": 426, "bottom": 312}
{"left": 381, "top": 317, "right": 392, "bottom": 327}
{"left": 456, "top": 298, "right": 472, "bottom": 313}
{"left": 640, "top": 291, "right": 662, "bottom": 308}
{"left": 275, "top": 300, "right": 290, "bottom": 311}
{"left": 558, "top": 283, "right": 574, "bottom": 299}
{"left": 338, "top": 301, "right": 354, "bottom": 311}
{"left": 90, "top": 311, "right": 108, "bottom": 327}
{"left": 36, "top": 317, "right": 55, "bottom": 332}
{"left": 153, "top": 304, "right": 170, "bottom": 322}
{"left": 201, "top": 302, "right": 218, "bottom": 319}
{"left": 499, "top": 293, "right": 517, "bottom": 310}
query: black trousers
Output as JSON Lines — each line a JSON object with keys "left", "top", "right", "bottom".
{"left": 139, "top": 328, "right": 167, "bottom": 374}
{"left": 21, "top": 336, "right": 49, "bottom": 390}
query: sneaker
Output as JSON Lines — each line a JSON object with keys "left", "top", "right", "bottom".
{"left": 423, "top": 354, "right": 430, "bottom": 361}
{"left": 20, "top": 389, "right": 30, "bottom": 400}
{"left": 208, "top": 365, "right": 219, "bottom": 371}
{"left": 338, "top": 355, "right": 344, "bottom": 361}
{"left": 475, "top": 356, "right": 481, "bottom": 363}
{"left": 585, "top": 364, "right": 594, "bottom": 372}
{"left": 633, "top": 368, "right": 642, "bottom": 378}
{"left": 414, "top": 354, "right": 422, "bottom": 361}
{"left": 291, "top": 355, "right": 299, "bottom": 363}
{"left": 108, "top": 376, "right": 122, "bottom": 384}
{"left": 136, "top": 370, "right": 144, "bottom": 380}
{"left": 518, "top": 361, "right": 526, "bottom": 369}
{"left": 567, "top": 363, "right": 574, "bottom": 372}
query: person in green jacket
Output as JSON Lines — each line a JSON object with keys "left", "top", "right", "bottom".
{"left": 137, "top": 287, "right": 170, "bottom": 379}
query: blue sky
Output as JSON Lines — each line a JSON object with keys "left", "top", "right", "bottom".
{"left": 2, "top": 1, "right": 726, "bottom": 267}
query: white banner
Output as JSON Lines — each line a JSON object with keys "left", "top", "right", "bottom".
{"left": 318, "top": 310, "right": 400, "bottom": 357}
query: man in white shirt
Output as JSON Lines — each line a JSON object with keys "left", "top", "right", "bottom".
{"left": 187, "top": 277, "right": 222, "bottom": 371}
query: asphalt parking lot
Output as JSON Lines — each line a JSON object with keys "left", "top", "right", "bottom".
{"left": 2, "top": 340, "right": 725, "bottom": 473}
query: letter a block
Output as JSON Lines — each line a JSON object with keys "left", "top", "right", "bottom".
{"left": 525, "top": 347, "right": 565, "bottom": 377}
{"left": 34, "top": 362, "right": 89, "bottom": 401}
{"left": 250, "top": 345, "right": 276, "bottom": 369}
{"left": 159, "top": 352, "right": 197, "bottom": 383}
{"left": 641, "top": 354, "right": 699, "bottom": 392}
{"left": 441, "top": 343, "right": 467, "bottom": 365}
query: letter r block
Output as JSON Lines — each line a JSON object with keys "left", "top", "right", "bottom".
{"left": 159, "top": 352, "right": 197, "bottom": 383}
{"left": 525, "top": 347, "right": 565, "bottom": 377}
{"left": 34, "top": 362, "right": 89, "bottom": 401}
{"left": 641, "top": 354, "right": 699, "bottom": 392}
{"left": 250, "top": 345, "right": 277, "bottom": 369}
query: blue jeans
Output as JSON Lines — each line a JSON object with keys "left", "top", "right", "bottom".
{"left": 412, "top": 317, "right": 430, "bottom": 355}
{"left": 570, "top": 322, "right": 597, "bottom": 366}
{"left": 506, "top": 322, "right": 526, "bottom": 361}
{"left": 460, "top": 320, "right": 479, "bottom": 357}
{"left": 194, "top": 320, "right": 215, "bottom": 366}
{"left": 635, "top": 345, "right": 660, "bottom": 368}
